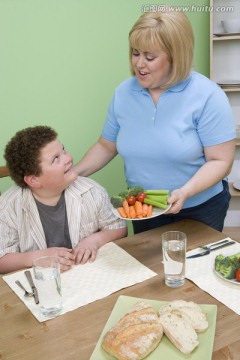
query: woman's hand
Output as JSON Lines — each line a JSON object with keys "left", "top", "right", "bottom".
{"left": 167, "top": 188, "right": 189, "bottom": 214}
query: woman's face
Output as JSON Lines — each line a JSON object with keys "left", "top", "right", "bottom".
{"left": 131, "top": 48, "right": 172, "bottom": 90}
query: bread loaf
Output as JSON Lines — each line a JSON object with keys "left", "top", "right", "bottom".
{"left": 102, "top": 301, "right": 163, "bottom": 360}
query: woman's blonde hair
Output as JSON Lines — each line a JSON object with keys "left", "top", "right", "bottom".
{"left": 129, "top": 10, "right": 194, "bottom": 89}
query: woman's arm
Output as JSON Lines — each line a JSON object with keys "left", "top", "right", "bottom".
{"left": 74, "top": 136, "right": 118, "bottom": 176}
{"left": 168, "top": 139, "right": 236, "bottom": 213}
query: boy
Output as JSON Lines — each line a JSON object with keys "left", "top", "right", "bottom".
{"left": 0, "top": 126, "right": 127, "bottom": 273}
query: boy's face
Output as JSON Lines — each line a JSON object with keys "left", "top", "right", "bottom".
{"left": 36, "top": 139, "right": 78, "bottom": 192}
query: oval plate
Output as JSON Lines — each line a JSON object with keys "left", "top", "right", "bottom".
{"left": 112, "top": 204, "right": 171, "bottom": 221}
{"left": 214, "top": 269, "right": 240, "bottom": 285}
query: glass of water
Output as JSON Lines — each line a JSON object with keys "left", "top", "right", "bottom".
{"left": 33, "top": 256, "right": 62, "bottom": 318}
{"left": 162, "top": 231, "right": 187, "bottom": 288}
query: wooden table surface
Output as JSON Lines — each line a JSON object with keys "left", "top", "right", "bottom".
{"left": 0, "top": 219, "right": 240, "bottom": 360}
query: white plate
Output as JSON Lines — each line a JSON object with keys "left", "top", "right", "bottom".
{"left": 233, "top": 181, "right": 240, "bottom": 191}
{"left": 112, "top": 204, "right": 171, "bottom": 221}
{"left": 213, "top": 32, "right": 240, "bottom": 37}
{"left": 214, "top": 269, "right": 240, "bottom": 285}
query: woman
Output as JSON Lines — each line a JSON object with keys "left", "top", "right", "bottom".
{"left": 75, "top": 10, "right": 236, "bottom": 233}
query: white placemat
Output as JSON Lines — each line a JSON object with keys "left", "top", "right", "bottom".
{"left": 3, "top": 242, "right": 157, "bottom": 322}
{"left": 186, "top": 237, "right": 240, "bottom": 315}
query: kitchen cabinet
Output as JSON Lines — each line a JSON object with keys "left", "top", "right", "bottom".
{"left": 210, "top": 0, "right": 240, "bottom": 229}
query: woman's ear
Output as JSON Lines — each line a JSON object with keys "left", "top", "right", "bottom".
{"left": 24, "top": 175, "right": 41, "bottom": 189}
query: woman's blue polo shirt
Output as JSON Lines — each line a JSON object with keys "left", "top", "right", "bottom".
{"left": 102, "top": 71, "right": 236, "bottom": 208}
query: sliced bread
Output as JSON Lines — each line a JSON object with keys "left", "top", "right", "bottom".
{"left": 159, "top": 300, "right": 208, "bottom": 332}
{"left": 159, "top": 311, "right": 199, "bottom": 355}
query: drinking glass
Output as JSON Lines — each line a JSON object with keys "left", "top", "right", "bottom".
{"left": 33, "top": 256, "right": 62, "bottom": 318}
{"left": 162, "top": 231, "right": 186, "bottom": 288}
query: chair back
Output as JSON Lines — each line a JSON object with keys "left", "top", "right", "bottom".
{"left": 0, "top": 166, "right": 10, "bottom": 178}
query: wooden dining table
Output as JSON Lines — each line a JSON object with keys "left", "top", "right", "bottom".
{"left": 0, "top": 219, "right": 239, "bottom": 360}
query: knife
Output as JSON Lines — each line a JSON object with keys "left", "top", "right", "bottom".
{"left": 187, "top": 241, "right": 235, "bottom": 259}
{"left": 24, "top": 270, "right": 39, "bottom": 304}
{"left": 200, "top": 239, "right": 231, "bottom": 250}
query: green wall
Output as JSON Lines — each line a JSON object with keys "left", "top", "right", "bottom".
{"left": 0, "top": 0, "right": 210, "bottom": 197}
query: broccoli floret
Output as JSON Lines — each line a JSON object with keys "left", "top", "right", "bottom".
{"left": 215, "top": 253, "right": 239, "bottom": 280}
{"left": 110, "top": 196, "right": 124, "bottom": 208}
{"left": 215, "top": 254, "right": 225, "bottom": 272}
{"left": 228, "top": 252, "right": 240, "bottom": 261}
{"left": 219, "top": 263, "right": 237, "bottom": 280}
{"left": 118, "top": 190, "right": 128, "bottom": 198}
{"left": 230, "top": 257, "right": 240, "bottom": 268}
{"left": 127, "top": 186, "right": 144, "bottom": 197}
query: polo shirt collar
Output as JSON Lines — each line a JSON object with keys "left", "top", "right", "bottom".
{"left": 131, "top": 72, "right": 192, "bottom": 94}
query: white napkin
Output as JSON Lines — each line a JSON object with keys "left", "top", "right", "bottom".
{"left": 186, "top": 237, "right": 240, "bottom": 315}
{"left": 3, "top": 242, "right": 157, "bottom": 322}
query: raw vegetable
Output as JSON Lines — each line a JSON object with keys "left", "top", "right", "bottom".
{"left": 236, "top": 269, "right": 240, "bottom": 282}
{"left": 214, "top": 252, "right": 240, "bottom": 280}
{"left": 146, "top": 195, "right": 168, "bottom": 202}
{"left": 111, "top": 185, "right": 170, "bottom": 218}
{"left": 136, "top": 192, "right": 147, "bottom": 203}
{"left": 126, "top": 195, "right": 136, "bottom": 206}
{"left": 144, "top": 198, "right": 169, "bottom": 210}
{"left": 134, "top": 201, "right": 143, "bottom": 217}
{"left": 117, "top": 207, "right": 127, "bottom": 218}
{"left": 143, "top": 204, "right": 151, "bottom": 217}
{"left": 111, "top": 196, "right": 125, "bottom": 208}
{"left": 129, "top": 205, "right": 136, "bottom": 218}
{"left": 144, "top": 190, "right": 169, "bottom": 195}
{"left": 122, "top": 200, "right": 130, "bottom": 218}
{"left": 127, "top": 186, "right": 144, "bottom": 197}
{"left": 146, "top": 204, "right": 153, "bottom": 217}
{"left": 119, "top": 190, "right": 129, "bottom": 198}
{"left": 143, "top": 190, "right": 169, "bottom": 210}
{"left": 116, "top": 203, "right": 153, "bottom": 219}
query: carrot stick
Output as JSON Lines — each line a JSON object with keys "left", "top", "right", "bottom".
{"left": 134, "top": 201, "right": 143, "bottom": 217}
{"left": 129, "top": 205, "right": 136, "bottom": 219}
{"left": 146, "top": 205, "right": 153, "bottom": 217}
{"left": 142, "top": 203, "right": 149, "bottom": 217}
{"left": 122, "top": 199, "right": 130, "bottom": 218}
{"left": 117, "top": 207, "right": 127, "bottom": 218}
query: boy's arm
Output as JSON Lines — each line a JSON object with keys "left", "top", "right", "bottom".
{"left": 73, "top": 226, "right": 127, "bottom": 265}
{"left": 0, "top": 247, "right": 75, "bottom": 274}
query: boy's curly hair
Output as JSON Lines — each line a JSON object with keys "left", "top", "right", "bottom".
{"left": 4, "top": 126, "right": 57, "bottom": 188}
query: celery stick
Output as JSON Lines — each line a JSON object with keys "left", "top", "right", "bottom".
{"left": 146, "top": 195, "right": 168, "bottom": 203}
{"left": 144, "top": 198, "right": 169, "bottom": 209}
{"left": 144, "top": 190, "right": 169, "bottom": 195}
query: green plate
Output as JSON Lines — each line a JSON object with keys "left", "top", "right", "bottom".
{"left": 90, "top": 295, "right": 217, "bottom": 360}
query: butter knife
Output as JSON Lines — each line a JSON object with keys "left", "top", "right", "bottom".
{"left": 24, "top": 270, "right": 39, "bottom": 304}
{"left": 187, "top": 241, "right": 235, "bottom": 259}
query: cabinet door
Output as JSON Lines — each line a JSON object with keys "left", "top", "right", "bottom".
{"left": 210, "top": 0, "right": 240, "bottom": 217}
